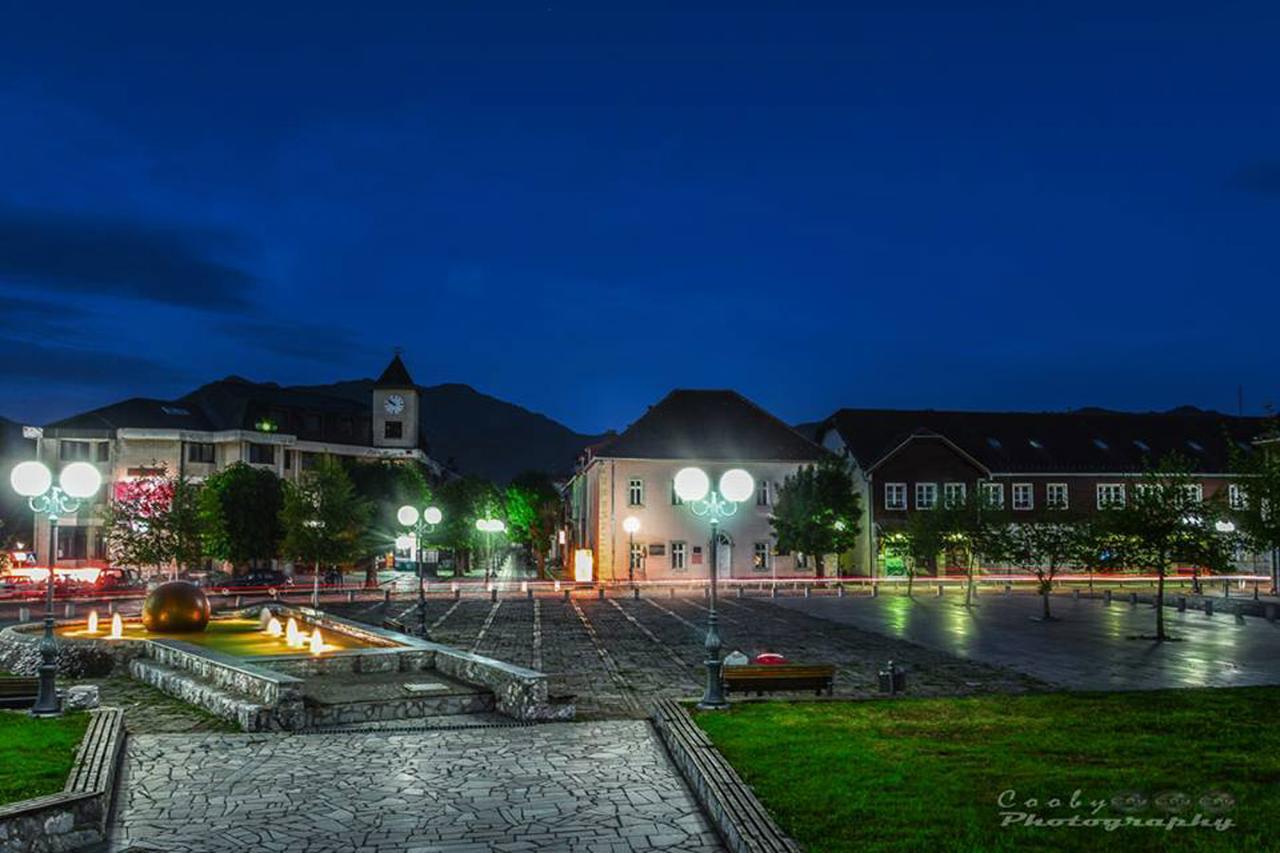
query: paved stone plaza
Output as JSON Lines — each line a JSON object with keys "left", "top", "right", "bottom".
{"left": 108, "top": 721, "right": 722, "bottom": 853}
{"left": 771, "top": 591, "right": 1280, "bottom": 690}
{"left": 343, "top": 593, "right": 1042, "bottom": 717}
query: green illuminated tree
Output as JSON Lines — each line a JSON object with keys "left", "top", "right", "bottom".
{"left": 770, "top": 457, "right": 862, "bottom": 578}
{"left": 348, "top": 460, "right": 436, "bottom": 586}
{"left": 505, "top": 471, "right": 561, "bottom": 579}
{"left": 198, "top": 462, "right": 284, "bottom": 571}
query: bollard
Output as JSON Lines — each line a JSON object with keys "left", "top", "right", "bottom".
{"left": 1205, "top": 599, "right": 1214, "bottom": 616}
{"left": 1128, "top": 592, "right": 1137, "bottom": 606}
{"left": 837, "top": 585, "right": 846, "bottom": 598}
{"left": 704, "top": 586, "right": 710, "bottom": 600}
{"left": 527, "top": 588, "right": 534, "bottom": 600}
{"left": 1073, "top": 589, "right": 1080, "bottom": 601}
{"left": 1002, "top": 584, "right": 1010, "bottom": 596}
{"left": 1177, "top": 596, "right": 1186, "bottom": 612}
{"left": 384, "top": 588, "right": 392, "bottom": 604}
{"left": 770, "top": 584, "right": 778, "bottom": 599}
{"left": 803, "top": 585, "right": 811, "bottom": 599}
{"left": 937, "top": 584, "right": 944, "bottom": 598}
{"left": 1254, "top": 583, "right": 1261, "bottom": 601}
{"left": 633, "top": 586, "right": 640, "bottom": 600}
{"left": 563, "top": 589, "right": 570, "bottom": 602}
{"left": 736, "top": 586, "right": 743, "bottom": 599}
{"left": 64, "top": 602, "right": 75, "bottom": 617}
{"left": 1103, "top": 589, "right": 1112, "bottom": 605}
{"left": 669, "top": 586, "right": 675, "bottom": 599}
{"left": 871, "top": 584, "right": 879, "bottom": 598}
{"left": 598, "top": 587, "right": 605, "bottom": 601}
{"left": 491, "top": 588, "right": 499, "bottom": 603}
{"left": 234, "top": 595, "right": 243, "bottom": 609}
{"left": 1224, "top": 580, "right": 1230, "bottom": 598}
{"left": 347, "top": 590, "right": 355, "bottom": 603}
{"left": 453, "top": 588, "right": 461, "bottom": 601}
{"left": 18, "top": 606, "right": 30, "bottom": 622}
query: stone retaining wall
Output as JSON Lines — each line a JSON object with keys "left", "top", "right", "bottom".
{"left": 0, "top": 708, "right": 125, "bottom": 853}
{"left": 0, "top": 624, "right": 143, "bottom": 678}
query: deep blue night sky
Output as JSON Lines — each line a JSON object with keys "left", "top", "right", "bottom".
{"left": 1, "top": 1, "right": 1277, "bottom": 434}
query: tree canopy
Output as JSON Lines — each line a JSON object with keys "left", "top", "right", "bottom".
{"left": 198, "top": 462, "right": 284, "bottom": 570}
{"left": 770, "top": 456, "right": 862, "bottom": 577}
{"left": 279, "top": 456, "right": 372, "bottom": 570}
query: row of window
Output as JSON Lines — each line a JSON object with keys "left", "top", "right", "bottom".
{"left": 884, "top": 481, "right": 1230, "bottom": 511}
{"left": 58, "top": 441, "right": 110, "bottom": 462}
{"left": 627, "top": 476, "right": 775, "bottom": 508}
{"left": 633, "top": 541, "right": 776, "bottom": 571}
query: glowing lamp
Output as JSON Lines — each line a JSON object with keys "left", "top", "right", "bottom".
{"left": 491, "top": 519, "right": 506, "bottom": 534}
{"left": 10, "top": 461, "right": 52, "bottom": 497}
{"left": 574, "top": 548, "right": 594, "bottom": 583}
{"left": 623, "top": 516, "right": 641, "bottom": 534}
{"left": 60, "top": 462, "right": 102, "bottom": 499}
{"left": 423, "top": 506, "right": 442, "bottom": 525}
{"left": 397, "top": 505, "right": 420, "bottom": 527}
{"left": 674, "top": 467, "right": 710, "bottom": 503}
{"left": 718, "top": 469, "right": 754, "bottom": 504}
{"left": 475, "top": 519, "right": 488, "bottom": 532}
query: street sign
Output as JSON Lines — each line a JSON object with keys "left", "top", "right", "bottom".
{"left": 22, "top": 426, "right": 42, "bottom": 439}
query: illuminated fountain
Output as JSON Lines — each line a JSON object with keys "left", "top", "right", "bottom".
{"left": 87, "top": 610, "right": 99, "bottom": 634}
{"left": 285, "top": 617, "right": 302, "bottom": 648}
{"left": 108, "top": 613, "right": 123, "bottom": 640}
{"left": 266, "top": 617, "right": 283, "bottom": 638}
{"left": 259, "top": 608, "right": 273, "bottom": 630}
{"left": 310, "top": 629, "right": 324, "bottom": 655}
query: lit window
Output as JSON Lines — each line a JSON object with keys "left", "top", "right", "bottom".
{"left": 1229, "top": 484, "right": 1247, "bottom": 510}
{"left": 670, "top": 542, "right": 687, "bottom": 571}
{"left": 753, "top": 542, "right": 771, "bottom": 572}
{"left": 1097, "top": 483, "right": 1125, "bottom": 508}
{"left": 628, "top": 477, "right": 644, "bottom": 507}
{"left": 944, "top": 482, "right": 966, "bottom": 507}
{"left": 982, "top": 482, "right": 1005, "bottom": 508}
{"left": 1182, "top": 484, "right": 1204, "bottom": 503}
{"left": 1012, "top": 483, "right": 1033, "bottom": 511}
{"left": 1046, "top": 483, "right": 1069, "bottom": 509}
{"left": 756, "top": 479, "right": 771, "bottom": 507}
{"left": 885, "top": 483, "right": 907, "bottom": 511}
{"left": 629, "top": 541, "right": 645, "bottom": 572}
{"left": 916, "top": 483, "right": 938, "bottom": 510}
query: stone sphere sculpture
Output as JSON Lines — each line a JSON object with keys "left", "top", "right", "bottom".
{"left": 141, "top": 580, "right": 211, "bottom": 633}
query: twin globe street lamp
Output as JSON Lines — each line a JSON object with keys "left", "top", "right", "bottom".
{"left": 10, "top": 460, "right": 104, "bottom": 717}
{"left": 398, "top": 504, "right": 443, "bottom": 638}
{"left": 672, "top": 466, "right": 754, "bottom": 711}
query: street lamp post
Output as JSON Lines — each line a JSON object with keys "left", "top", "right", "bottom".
{"left": 475, "top": 518, "right": 506, "bottom": 583}
{"left": 673, "top": 466, "right": 754, "bottom": 711}
{"left": 10, "top": 460, "right": 103, "bottom": 717}
{"left": 399, "top": 505, "right": 443, "bottom": 638}
{"left": 623, "top": 516, "right": 641, "bottom": 584}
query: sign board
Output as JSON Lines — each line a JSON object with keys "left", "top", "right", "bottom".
{"left": 647, "top": 544, "right": 665, "bottom": 556}
{"left": 22, "top": 426, "right": 42, "bottom": 440}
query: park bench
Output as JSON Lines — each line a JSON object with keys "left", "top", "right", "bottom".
{"left": 0, "top": 675, "right": 40, "bottom": 709}
{"left": 722, "top": 664, "right": 836, "bottom": 697}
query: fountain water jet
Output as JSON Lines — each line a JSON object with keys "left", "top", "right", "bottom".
{"left": 310, "top": 628, "right": 324, "bottom": 655}
{"left": 108, "top": 613, "right": 123, "bottom": 640}
{"left": 87, "top": 610, "right": 99, "bottom": 633}
{"left": 267, "top": 617, "right": 282, "bottom": 637}
{"left": 286, "top": 617, "right": 302, "bottom": 647}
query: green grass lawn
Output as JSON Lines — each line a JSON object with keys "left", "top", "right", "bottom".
{"left": 694, "top": 689, "right": 1280, "bottom": 852}
{"left": 0, "top": 711, "right": 90, "bottom": 806}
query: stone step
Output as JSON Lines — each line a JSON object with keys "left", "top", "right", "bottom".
{"left": 129, "top": 658, "right": 282, "bottom": 731}
{"left": 301, "top": 672, "right": 495, "bottom": 729}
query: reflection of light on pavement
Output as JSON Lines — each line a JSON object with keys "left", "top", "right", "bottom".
{"left": 943, "top": 600, "right": 973, "bottom": 651}
{"left": 880, "top": 596, "right": 911, "bottom": 638}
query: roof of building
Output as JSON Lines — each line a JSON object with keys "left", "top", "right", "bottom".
{"left": 374, "top": 354, "right": 415, "bottom": 388}
{"left": 821, "top": 407, "right": 1273, "bottom": 474}
{"left": 45, "top": 397, "right": 216, "bottom": 434}
{"left": 592, "top": 390, "right": 826, "bottom": 462}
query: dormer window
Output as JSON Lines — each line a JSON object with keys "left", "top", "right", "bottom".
{"left": 1187, "top": 440, "right": 1204, "bottom": 452}
{"left": 1028, "top": 439, "right": 1044, "bottom": 449}
{"left": 1134, "top": 440, "right": 1150, "bottom": 452}
{"left": 1093, "top": 438, "right": 1109, "bottom": 450}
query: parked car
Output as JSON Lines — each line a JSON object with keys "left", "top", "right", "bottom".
{"left": 94, "top": 567, "right": 145, "bottom": 595}
{"left": 216, "top": 568, "right": 294, "bottom": 593}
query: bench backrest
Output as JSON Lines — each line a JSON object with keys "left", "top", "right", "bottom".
{"left": 723, "top": 664, "right": 835, "bottom": 680}
{"left": 0, "top": 676, "right": 39, "bottom": 695}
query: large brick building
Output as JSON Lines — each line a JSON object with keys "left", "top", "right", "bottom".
{"left": 815, "top": 407, "right": 1273, "bottom": 577}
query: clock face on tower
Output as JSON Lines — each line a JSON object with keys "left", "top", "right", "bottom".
{"left": 384, "top": 394, "right": 405, "bottom": 415}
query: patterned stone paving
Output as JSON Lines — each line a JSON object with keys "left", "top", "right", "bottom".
{"left": 334, "top": 592, "right": 1041, "bottom": 718}
{"left": 108, "top": 721, "right": 723, "bottom": 852}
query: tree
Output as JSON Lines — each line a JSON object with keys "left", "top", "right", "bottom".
{"left": 998, "top": 509, "right": 1087, "bottom": 621}
{"left": 927, "top": 493, "right": 1007, "bottom": 607}
{"left": 505, "top": 471, "right": 561, "bottom": 579}
{"left": 347, "top": 460, "right": 435, "bottom": 586}
{"left": 168, "top": 476, "right": 205, "bottom": 576}
{"left": 1228, "top": 430, "right": 1280, "bottom": 594}
{"left": 770, "top": 457, "right": 862, "bottom": 577}
{"left": 199, "top": 462, "right": 284, "bottom": 571}
{"left": 1097, "top": 453, "right": 1237, "bottom": 642}
{"left": 102, "top": 475, "right": 175, "bottom": 574}
{"left": 279, "top": 456, "right": 372, "bottom": 589}
{"left": 437, "top": 476, "right": 506, "bottom": 578}
{"left": 889, "top": 507, "right": 951, "bottom": 597}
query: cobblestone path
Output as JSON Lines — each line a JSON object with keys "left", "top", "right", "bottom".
{"left": 108, "top": 721, "right": 722, "bottom": 852}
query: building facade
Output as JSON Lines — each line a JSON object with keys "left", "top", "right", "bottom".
{"left": 815, "top": 407, "right": 1272, "bottom": 577}
{"left": 567, "top": 390, "right": 827, "bottom": 581}
{"left": 25, "top": 355, "right": 439, "bottom": 570}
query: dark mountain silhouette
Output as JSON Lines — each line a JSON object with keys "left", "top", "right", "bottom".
{"left": 292, "top": 380, "right": 601, "bottom": 483}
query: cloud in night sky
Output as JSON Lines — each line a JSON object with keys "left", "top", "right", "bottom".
{"left": 0, "top": 206, "right": 257, "bottom": 310}
{"left": 217, "top": 320, "right": 374, "bottom": 366}
{"left": 1229, "top": 161, "right": 1280, "bottom": 196}
{"left": 0, "top": 335, "right": 194, "bottom": 387}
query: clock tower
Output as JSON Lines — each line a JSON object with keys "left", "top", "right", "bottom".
{"left": 372, "top": 353, "right": 419, "bottom": 449}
